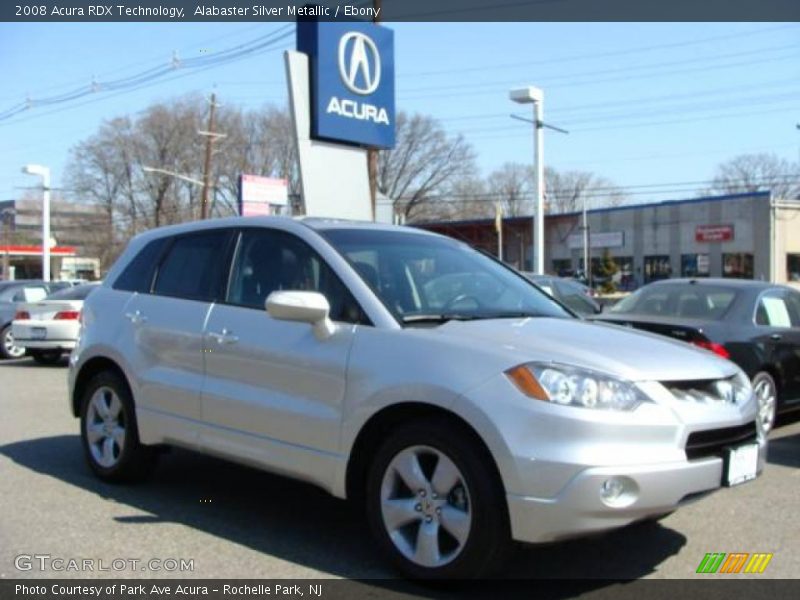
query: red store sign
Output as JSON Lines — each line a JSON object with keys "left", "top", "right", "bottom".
{"left": 696, "top": 224, "right": 734, "bottom": 243}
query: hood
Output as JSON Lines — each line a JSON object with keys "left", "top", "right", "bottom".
{"left": 433, "top": 317, "right": 738, "bottom": 382}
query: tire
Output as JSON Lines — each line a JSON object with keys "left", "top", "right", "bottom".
{"left": 0, "top": 324, "right": 25, "bottom": 360}
{"left": 79, "top": 371, "right": 157, "bottom": 482}
{"left": 31, "top": 350, "right": 63, "bottom": 365}
{"left": 365, "top": 416, "right": 511, "bottom": 579}
{"left": 752, "top": 371, "right": 778, "bottom": 435}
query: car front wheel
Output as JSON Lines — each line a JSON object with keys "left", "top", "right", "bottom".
{"left": 752, "top": 371, "right": 778, "bottom": 435}
{"left": 365, "top": 417, "right": 510, "bottom": 579}
{"left": 79, "top": 371, "right": 157, "bottom": 482}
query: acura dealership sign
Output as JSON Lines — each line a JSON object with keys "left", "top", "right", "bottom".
{"left": 297, "top": 20, "right": 395, "bottom": 148}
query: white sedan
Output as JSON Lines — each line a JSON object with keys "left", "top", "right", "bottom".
{"left": 12, "top": 282, "right": 99, "bottom": 365}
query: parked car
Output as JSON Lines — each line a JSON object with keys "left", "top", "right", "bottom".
{"left": 0, "top": 280, "right": 71, "bottom": 359}
{"left": 70, "top": 218, "right": 762, "bottom": 579}
{"left": 593, "top": 278, "right": 800, "bottom": 434}
{"left": 523, "top": 273, "right": 602, "bottom": 316}
{"left": 11, "top": 282, "right": 100, "bottom": 364}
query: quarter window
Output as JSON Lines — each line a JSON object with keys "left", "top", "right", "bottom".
{"left": 113, "top": 236, "right": 169, "bottom": 293}
{"left": 152, "top": 230, "right": 232, "bottom": 302}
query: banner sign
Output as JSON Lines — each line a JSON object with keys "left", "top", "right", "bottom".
{"left": 297, "top": 19, "right": 395, "bottom": 148}
{"left": 696, "top": 224, "right": 734, "bottom": 243}
{"left": 237, "top": 175, "right": 288, "bottom": 216}
{"left": 567, "top": 231, "right": 625, "bottom": 249}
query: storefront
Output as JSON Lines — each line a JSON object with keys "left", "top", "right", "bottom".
{"left": 418, "top": 191, "right": 800, "bottom": 287}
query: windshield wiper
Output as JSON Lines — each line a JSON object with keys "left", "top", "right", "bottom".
{"left": 400, "top": 313, "right": 482, "bottom": 324}
{"left": 401, "top": 311, "right": 545, "bottom": 324}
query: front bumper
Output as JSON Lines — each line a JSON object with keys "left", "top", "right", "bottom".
{"left": 506, "top": 442, "right": 765, "bottom": 543}
{"left": 456, "top": 373, "right": 765, "bottom": 545}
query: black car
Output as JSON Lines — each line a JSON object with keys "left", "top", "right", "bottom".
{"left": 523, "top": 274, "right": 602, "bottom": 316}
{"left": 593, "top": 278, "right": 800, "bottom": 434}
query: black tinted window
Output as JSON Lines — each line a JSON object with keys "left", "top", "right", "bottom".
{"left": 611, "top": 284, "right": 736, "bottom": 319}
{"left": 227, "top": 229, "right": 366, "bottom": 323}
{"left": 153, "top": 230, "right": 231, "bottom": 302}
{"left": 114, "top": 237, "right": 168, "bottom": 293}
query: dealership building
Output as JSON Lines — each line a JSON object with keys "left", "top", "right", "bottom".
{"left": 419, "top": 191, "right": 800, "bottom": 287}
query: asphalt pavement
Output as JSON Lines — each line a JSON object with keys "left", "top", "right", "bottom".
{"left": 1, "top": 357, "right": 798, "bottom": 583}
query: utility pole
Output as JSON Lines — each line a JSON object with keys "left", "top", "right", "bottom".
{"left": 367, "top": 0, "right": 382, "bottom": 221}
{"left": 199, "top": 93, "right": 220, "bottom": 220}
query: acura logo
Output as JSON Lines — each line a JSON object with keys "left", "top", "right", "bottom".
{"left": 338, "top": 32, "right": 381, "bottom": 95}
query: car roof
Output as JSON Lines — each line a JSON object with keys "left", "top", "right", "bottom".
{"left": 127, "top": 216, "right": 440, "bottom": 245}
{"left": 647, "top": 278, "right": 782, "bottom": 290}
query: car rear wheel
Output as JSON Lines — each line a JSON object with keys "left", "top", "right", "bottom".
{"left": 752, "top": 371, "right": 778, "bottom": 435}
{"left": 31, "top": 350, "right": 63, "bottom": 365}
{"left": 365, "top": 417, "right": 510, "bottom": 579}
{"left": 79, "top": 371, "right": 157, "bottom": 482}
{"left": 0, "top": 324, "right": 25, "bottom": 359}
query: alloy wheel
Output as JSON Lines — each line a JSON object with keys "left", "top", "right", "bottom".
{"left": 380, "top": 445, "right": 472, "bottom": 569}
{"left": 753, "top": 376, "right": 777, "bottom": 435}
{"left": 85, "top": 386, "right": 126, "bottom": 468}
{"left": 3, "top": 328, "right": 25, "bottom": 359}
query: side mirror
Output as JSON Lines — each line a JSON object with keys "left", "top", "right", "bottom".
{"left": 265, "top": 290, "right": 336, "bottom": 340}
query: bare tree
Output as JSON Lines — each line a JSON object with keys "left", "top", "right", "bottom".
{"left": 377, "top": 112, "right": 477, "bottom": 221}
{"left": 486, "top": 163, "right": 532, "bottom": 217}
{"left": 707, "top": 153, "right": 799, "bottom": 199}
{"left": 545, "top": 168, "right": 627, "bottom": 213}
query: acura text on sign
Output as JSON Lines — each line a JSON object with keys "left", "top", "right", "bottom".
{"left": 297, "top": 19, "right": 395, "bottom": 148}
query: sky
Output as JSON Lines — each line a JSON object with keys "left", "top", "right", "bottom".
{"left": 0, "top": 21, "right": 798, "bottom": 208}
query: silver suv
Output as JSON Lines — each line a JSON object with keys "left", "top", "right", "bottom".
{"left": 69, "top": 218, "right": 764, "bottom": 579}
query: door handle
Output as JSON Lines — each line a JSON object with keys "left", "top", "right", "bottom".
{"left": 124, "top": 310, "right": 148, "bottom": 325}
{"left": 209, "top": 329, "right": 239, "bottom": 345}
{"left": 770, "top": 333, "right": 782, "bottom": 341}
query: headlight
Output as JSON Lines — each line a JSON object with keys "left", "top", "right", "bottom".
{"left": 505, "top": 362, "right": 650, "bottom": 411}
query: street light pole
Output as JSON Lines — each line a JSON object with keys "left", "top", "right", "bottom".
{"left": 510, "top": 87, "right": 545, "bottom": 274}
{"left": 22, "top": 164, "right": 51, "bottom": 281}
{"left": 582, "top": 196, "right": 591, "bottom": 288}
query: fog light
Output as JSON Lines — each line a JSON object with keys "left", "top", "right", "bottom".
{"left": 600, "top": 477, "right": 625, "bottom": 502}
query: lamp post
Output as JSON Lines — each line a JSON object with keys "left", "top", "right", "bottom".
{"left": 510, "top": 87, "right": 545, "bottom": 274}
{"left": 22, "top": 164, "right": 51, "bottom": 281}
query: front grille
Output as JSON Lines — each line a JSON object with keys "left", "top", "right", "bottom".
{"left": 685, "top": 422, "right": 758, "bottom": 460}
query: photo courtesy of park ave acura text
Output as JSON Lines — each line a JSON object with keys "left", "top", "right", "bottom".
{"left": 0, "top": 0, "right": 799, "bottom": 596}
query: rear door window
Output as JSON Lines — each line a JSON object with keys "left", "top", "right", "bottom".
{"left": 755, "top": 291, "right": 792, "bottom": 328}
{"left": 153, "top": 230, "right": 233, "bottom": 302}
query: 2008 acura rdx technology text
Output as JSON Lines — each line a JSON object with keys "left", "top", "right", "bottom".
{"left": 68, "top": 218, "right": 765, "bottom": 579}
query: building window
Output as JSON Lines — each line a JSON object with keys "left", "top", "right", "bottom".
{"left": 788, "top": 254, "right": 800, "bottom": 282}
{"left": 681, "top": 254, "right": 710, "bottom": 278}
{"left": 723, "top": 253, "right": 753, "bottom": 279}
{"left": 551, "top": 258, "right": 573, "bottom": 277}
{"left": 644, "top": 255, "right": 672, "bottom": 283}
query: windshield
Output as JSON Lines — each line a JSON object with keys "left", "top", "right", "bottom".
{"left": 610, "top": 283, "right": 737, "bottom": 319}
{"left": 321, "top": 228, "right": 571, "bottom": 324}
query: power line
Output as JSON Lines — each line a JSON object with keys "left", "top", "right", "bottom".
{"left": 399, "top": 42, "right": 800, "bottom": 95}
{"left": 0, "top": 25, "right": 294, "bottom": 124}
{"left": 403, "top": 24, "right": 799, "bottom": 78}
